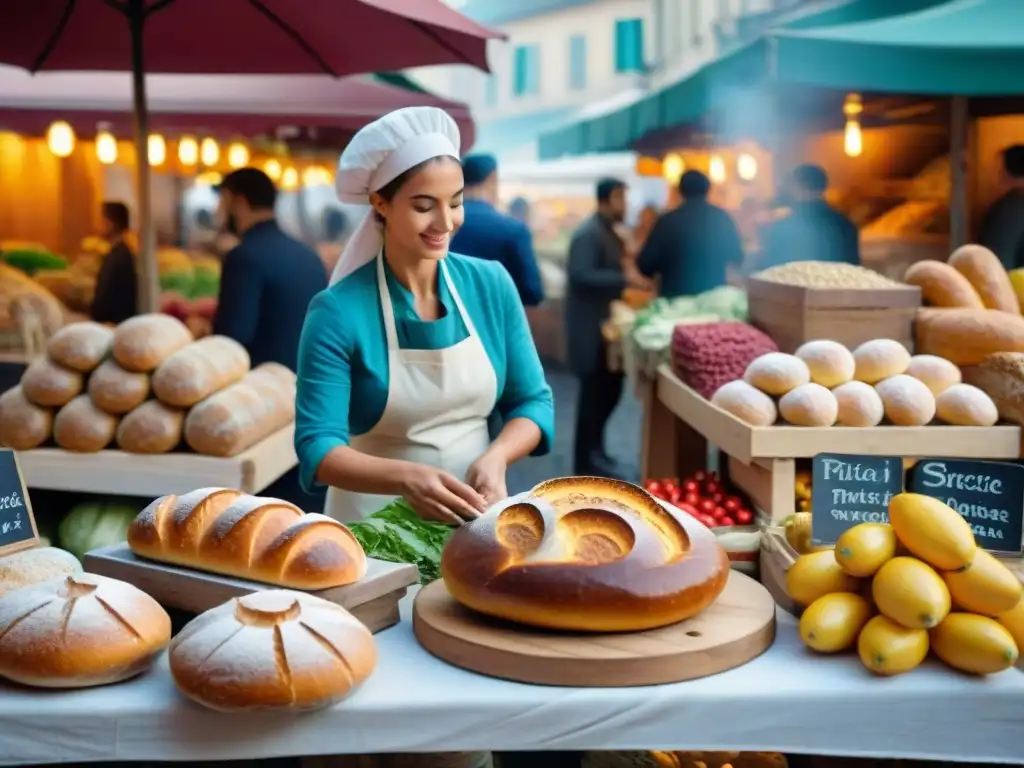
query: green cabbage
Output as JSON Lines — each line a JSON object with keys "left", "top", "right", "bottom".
{"left": 57, "top": 501, "right": 140, "bottom": 560}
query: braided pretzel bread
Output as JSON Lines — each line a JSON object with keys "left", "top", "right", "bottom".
{"left": 441, "top": 477, "right": 730, "bottom": 632}
{"left": 127, "top": 488, "right": 367, "bottom": 590}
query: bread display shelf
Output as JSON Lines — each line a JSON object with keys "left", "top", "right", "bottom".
{"left": 14, "top": 424, "right": 296, "bottom": 496}
{"left": 84, "top": 543, "right": 418, "bottom": 634}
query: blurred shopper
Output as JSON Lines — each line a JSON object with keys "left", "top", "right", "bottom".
{"left": 980, "top": 145, "right": 1024, "bottom": 268}
{"left": 635, "top": 171, "right": 744, "bottom": 297}
{"left": 509, "top": 196, "right": 531, "bottom": 227}
{"left": 566, "top": 178, "right": 651, "bottom": 478}
{"left": 634, "top": 203, "right": 660, "bottom": 249}
{"left": 762, "top": 164, "right": 859, "bottom": 268}
{"left": 213, "top": 167, "right": 327, "bottom": 371}
{"left": 450, "top": 153, "right": 544, "bottom": 306}
{"left": 91, "top": 201, "right": 138, "bottom": 324}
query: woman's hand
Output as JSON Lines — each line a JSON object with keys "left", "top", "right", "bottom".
{"left": 399, "top": 463, "right": 487, "bottom": 525}
{"left": 465, "top": 450, "right": 509, "bottom": 506}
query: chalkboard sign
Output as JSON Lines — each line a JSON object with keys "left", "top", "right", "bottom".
{"left": 0, "top": 449, "right": 37, "bottom": 557}
{"left": 811, "top": 453, "right": 905, "bottom": 545}
{"left": 908, "top": 459, "right": 1024, "bottom": 554}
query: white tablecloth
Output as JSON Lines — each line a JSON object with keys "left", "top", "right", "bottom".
{"left": 1, "top": 597, "right": 1023, "bottom": 765}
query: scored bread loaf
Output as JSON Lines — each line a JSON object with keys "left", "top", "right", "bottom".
{"left": 87, "top": 359, "right": 150, "bottom": 414}
{"left": 127, "top": 488, "right": 367, "bottom": 589}
{"left": 116, "top": 400, "right": 184, "bottom": 454}
{"left": 20, "top": 357, "right": 83, "bottom": 407}
{"left": 184, "top": 364, "right": 296, "bottom": 456}
{"left": 962, "top": 352, "right": 1024, "bottom": 426}
{"left": 112, "top": 313, "right": 193, "bottom": 372}
{"left": 53, "top": 395, "right": 118, "bottom": 452}
{"left": 46, "top": 321, "right": 115, "bottom": 373}
{"left": 152, "top": 335, "right": 250, "bottom": 408}
{"left": 0, "top": 386, "right": 53, "bottom": 450}
{"left": 442, "top": 477, "right": 730, "bottom": 632}
{"left": 0, "top": 547, "right": 82, "bottom": 599}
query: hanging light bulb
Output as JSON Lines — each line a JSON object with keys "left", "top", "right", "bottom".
{"left": 227, "top": 142, "right": 249, "bottom": 169}
{"left": 46, "top": 121, "right": 75, "bottom": 158}
{"left": 281, "top": 166, "right": 299, "bottom": 191}
{"left": 709, "top": 154, "right": 726, "bottom": 184}
{"left": 843, "top": 93, "right": 864, "bottom": 158}
{"left": 195, "top": 171, "right": 223, "bottom": 188}
{"left": 148, "top": 134, "right": 166, "bottom": 166}
{"left": 200, "top": 137, "right": 220, "bottom": 166}
{"left": 736, "top": 153, "right": 757, "bottom": 182}
{"left": 302, "top": 165, "right": 332, "bottom": 187}
{"left": 95, "top": 125, "right": 117, "bottom": 165}
{"left": 263, "top": 158, "right": 283, "bottom": 181}
{"left": 661, "top": 153, "right": 685, "bottom": 185}
{"left": 178, "top": 136, "right": 198, "bottom": 166}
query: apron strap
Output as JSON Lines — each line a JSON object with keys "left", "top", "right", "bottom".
{"left": 441, "top": 260, "right": 481, "bottom": 339}
{"left": 375, "top": 251, "right": 400, "bottom": 351}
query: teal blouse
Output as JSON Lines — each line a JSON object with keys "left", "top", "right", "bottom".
{"left": 295, "top": 253, "right": 555, "bottom": 492}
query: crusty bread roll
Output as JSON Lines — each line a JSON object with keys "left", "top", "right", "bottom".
{"left": 963, "top": 352, "right": 1024, "bottom": 426}
{"left": 743, "top": 352, "right": 810, "bottom": 396}
{"left": 0, "top": 573, "right": 170, "bottom": 688}
{"left": 112, "top": 313, "right": 193, "bottom": 372}
{"left": 442, "top": 477, "right": 730, "bottom": 632}
{"left": 128, "top": 488, "right": 367, "bottom": 589}
{"left": 0, "top": 386, "right": 53, "bottom": 450}
{"left": 184, "top": 364, "right": 295, "bottom": 456}
{"left": 905, "top": 354, "right": 961, "bottom": 396}
{"left": 852, "top": 339, "right": 911, "bottom": 384}
{"left": 20, "top": 357, "right": 83, "bottom": 407}
{"left": 903, "top": 260, "right": 984, "bottom": 309}
{"left": 116, "top": 400, "right": 184, "bottom": 454}
{"left": 87, "top": 359, "right": 150, "bottom": 414}
{"left": 935, "top": 383, "right": 999, "bottom": 427}
{"left": 795, "top": 340, "right": 855, "bottom": 388}
{"left": 46, "top": 321, "right": 114, "bottom": 373}
{"left": 169, "top": 591, "right": 377, "bottom": 712}
{"left": 710, "top": 380, "right": 777, "bottom": 426}
{"left": 53, "top": 395, "right": 118, "bottom": 452}
{"left": 0, "top": 547, "right": 81, "bottom": 599}
{"left": 915, "top": 307, "right": 1024, "bottom": 366}
{"left": 152, "top": 335, "right": 251, "bottom": 408}
{"left": 832, "top": 381, "right": 884, "bottom": 427}
{"left": 949, "top": 244, "right": 1020, "bottom": 314}
{"left": 875, "top": 374, "right": 936, "bottom": 426}
{"left": 778, "top": 382, "right": 839, "bottom": 427}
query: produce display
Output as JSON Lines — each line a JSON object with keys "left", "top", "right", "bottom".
{"left": 644, "top": 471, "right": 754, "bottom": 528}
{"left": 671, "top": 321, "right": 778, "bottom": 399}
{"left": 628, "top": 286, "right": 748, "bottom": 354}
{"left": 755, "top": 261, "right": 904, "bottom": 290}
{"left": 441, "top": 476, "right": 730, "bottom": 632}
{"left": 789, "top": 493, "right": 1022, "bottom": 677}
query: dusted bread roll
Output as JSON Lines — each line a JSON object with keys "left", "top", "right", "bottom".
{"left": 21, "top": 357, "right": 83, "bottom": 407}
{"left": 949, "top": 244, "right": 1020, "bottom": 314}
{"left": 184, "top": 364, "right": 296, "bottom": 456}
{"left": 152, "top": 335, "right": 251, "bottom": 408}
{"left": 0, "top": 386, "right": 53, "bottom": 450}
{"left": 935, "top": 383, "right": 999, "bottom": 427}
{"left": 442, "top": 477, "right": 730, "bottom": 632}
{"left": 46, "top": 322, "right": 114, "bottom": 373}
{"left": 112, "top": 313, "right": 193, "bottom": 372}
{"left": 779, "top": 383, "right": 838, "bottom": 427}
{"left": 0, "top": 573, "right": 170, "bottom": 688}
{"left": 905, "top": 354, "right": 961, "bottom": 396}
{"left": 853, "top": 339, "right": 911, "bottom": 384}
{"left": 903, "top": 260, "right": 984, "bottom": 309}
{"left": 128, "top": 488, "right": 367, "bottom": 589}
{"left": 116, "top": 400, "right": 183, "bottom": 454}
{"left": 743, "top": 352, "right": 810, "bottom": 396}
{"left": 53, "top": 395, "right": 118, "bottom": 452}
{"left": 710, "top": 380, "right": 777, "bottom": 426}
{"left": 795, "top": 340, "right": 855, "bottom": 388}
{"left": 963, "top": 352, "right": 1024, "bottom": 425}
{"left": 875, "top": 374, "right": 936, "bottom": 426}
{"left": 0, "top": 547, "right": 81, "bottom": 599}
{"left": 832, "top": 381, "right": 884, "bottom": 427}
{"left": 169, "top": 591, "right": 377, "bottom": 712}
{"left": 87, "top": 359, "right": 150, "bottom": 414}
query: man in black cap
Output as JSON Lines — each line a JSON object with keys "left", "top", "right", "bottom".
{"left": 761, "top": 164, "right": 859, "bottom": 268}
{"left": 92, "top": 201, "right": 138, "bottom": 324}
{"left": 981, "top": 145, "right": 1024, "bottom": 268}
{"left": 450, "top": 153, "right": 544, "bottom": 306}
{"left": 213, "top": 167, "right": 327, "bottom": 371}
{"left": 636, "top": 170, "right": 745, "bottom": 297}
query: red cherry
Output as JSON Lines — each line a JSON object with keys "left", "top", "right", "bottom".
{"left": 711, "top": 492, "right": 725, "bottom": 504}
{"left": 682, "top": 480, "right": 699, "bottom": 493}
{"left": 704, "top": 480, "right": 721, "bottom": 495}
{"left": 684, "top": 492, "right": 701, "bottom": 506}
{"left": 699, "top": 498, "right": 717, "bottom": 514}
{"left": 735, "top": 509, "right": 754, "bottom": 525}
{"left": 723, "top": 498, "right": 740, "bottom": 512}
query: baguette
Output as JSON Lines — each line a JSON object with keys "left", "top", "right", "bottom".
{"left": 0, "top": 386, "right": 52, "bottom": 450}
{"left": 962, "top": 353, "right": 1024, "bottom": 426}
{"left": 87, "top": 359, "right": 150, "bottom": 414}
{"left": 152, "top": 335, "right": 250, "bottom": 408}
{"left": 21, "top": 357, "right": 83, "bottom": 407}
{"left": 112, "top": 313, "right": 193, "bottom": 372}
{"left": 949, "top": 244, "right": 1020, "bottom": 314}
{"left": 903, "top": 260, "right": 984, "bottom": 309}
{"left": 116, "top": 400, "right": 184, "bottom": 454}
{"left": 915, "top": 307, "right": 1024, "bottom": 366}
{"left": 46, "top": 322, "right": 114, "bottom": 373}
{"left": 127, "top": 488, "right": 367, "bottom": 589}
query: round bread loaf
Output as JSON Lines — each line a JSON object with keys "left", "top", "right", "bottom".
{"left": 53, "top": 395, "right": 118, "bottom": 452}
{"left": 853, "top": 339, "right": 911, "bottom": 384}
{"left": 87, "top": 359, "right": 150, "bottom": 414}
{"left": 832, "top": 380, "right": 884, "bottom": 427}
{"left": 112, "top": 313, "right": 193, "bottom": 372}
{"left": 0, "top": 573, "right": 170, "bottom": 688}
{"left": 905, "top": 354, "right": 961, "bottom": 397}
{"left": 935, "top": 383, "right": 999, "bottom": 427}
{"left": 46, "top": 322, "right": 114, "bottom": 373}
{"left": 0, "top": 547, "right": 81, "bottom": 599}
{"left": 778, "top": 383, "right": 839, "bottom": 427}
{"left": 0, "top": 385, "right": 53, "bottom": 450}
{"left": 743, "top": 352, "right": 810, "bottom": 396}
{"left": 116, "top": 400, "right": 184, "bottom": 453}
{"left": 875, "top": 374, "right": 936, "bottom": 426}
{"left": 169, "top": 590, "right": 377, "bottom": 712}
{"left": 441, "top": 477, "right": 730, "bottom": 632}
{"left": 795, "top": 340, "right": 855, "bottom": 388}
{"left": 710, "top": 380, "right": 777, "bottom": 426}
{"left": 21, "top": 357, "right": 83, "bottom": 407}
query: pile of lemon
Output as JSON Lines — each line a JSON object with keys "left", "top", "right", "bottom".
{"left": 786, "top": 492, "right": 1023, "bottom": 676}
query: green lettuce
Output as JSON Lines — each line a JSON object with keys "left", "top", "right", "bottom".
{"left": 346, "top": 499, "right": 456, "bottom": 584}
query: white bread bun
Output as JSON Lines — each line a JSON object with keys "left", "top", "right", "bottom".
{"left": 169, "top": 590, "right": 377, "bottom": 712}
{"left": 0, "top": 573, "right": 170, "bottom": 688}
{"left": 935, "top": 383, "right": 999, "bottom": 427}
{"left": 795, "top": 340, "right": 855, "bottom": 388}
{"left": 0, "top": 547, "right": 81, "bottom": 599}
{"left": 853, "top": 339, "right": 911, "bottom": 384}
{"left": 832, "top": 381, "right": 885, "bottom": 427}
{"left": 46, "top": 322, "right": 114, "bottom": 373}
{"left": 710, "top": 380, "right": 777, "bottom": 426}
{"left": 743, "top": 352, "right": 810, "bottom": 396}
{"left": 905, "top": 354, "right": 962, "bottom": 397}
{"left": 778, "top": 382, "right": 839, "bottom": 427}
{"left": 875, "top": 374, "right": 936, "bottom": 426}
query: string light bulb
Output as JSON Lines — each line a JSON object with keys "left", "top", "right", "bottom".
{"left": 148, "top": 134, "right": 166, "bottom": 166}
{"left": 227, "top": 142, "right": 249, "bottom": 169}
{"left": 302, "top": 165, "right": 332, "bottom": 187}
{"left": 281, "top": 167, "right": 299, "bottom": 191}
{"left": 709, "top": 154, "right": 726, "bottom": 184}
{"left": 661, "top": 153, "right": 685, "bottom": 185}
{"left": 46, "top": 121, "right": 75, "bottom": 158}
{"left": 737, "top": 153, "right": 757, "bottom": 181}
{"left": 263, "top": 158, "right": 283, "bottom": 181}
{"left": 843, "top": 93, "right": 864, "bottom": 158}
{"left": 178, "top": 136, "right": 198, "bottom": 166}
{"left": 95, "top": 126, "right": 117, "bottom": 165}
{"left": 200, "top": 137, "right": 219, "bottom": 166}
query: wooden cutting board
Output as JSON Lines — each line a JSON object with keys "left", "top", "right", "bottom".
{"left": 413, "top": 570, "right": 776, "bottom": 686}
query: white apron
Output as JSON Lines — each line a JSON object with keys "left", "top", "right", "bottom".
{"left": 325, "top": 252, "right": 498, "bottom": 522}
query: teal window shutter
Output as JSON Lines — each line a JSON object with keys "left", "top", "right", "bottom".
{"left": 512, "top": 44, "right": 540, "bottom": 96}
{"left": 568, "top": 35, "right": 587, "bottom": 90}
{"left": 614, "top": 18, "right": 645, "bottom": 73}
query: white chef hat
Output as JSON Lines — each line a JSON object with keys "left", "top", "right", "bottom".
{"left": 329, "top": 106, "right": 461, "bottom": 285}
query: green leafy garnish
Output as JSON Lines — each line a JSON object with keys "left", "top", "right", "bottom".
{"left": 346, "top": 499, "right": 456, "bottom": 584}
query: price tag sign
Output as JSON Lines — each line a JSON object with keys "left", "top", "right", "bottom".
{"left": 0, "top": 449, "right": 38, "bottom": 557}
{"left": 811, "top": 453, "right": 904, "bottom": 545}
{"left": 908, "top": 459, "right": 1024, "bottom": 554}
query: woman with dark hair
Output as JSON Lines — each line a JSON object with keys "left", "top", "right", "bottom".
{"left": 295, "top": 107, "right": 554, "bottom": 525}
{"left": 91, "top": 200, "right": 138, "bottom": 323}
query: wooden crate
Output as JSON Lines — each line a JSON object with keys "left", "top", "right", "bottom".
{"left": 727, "top": 457, "right": 797, "bottom": 523}
{"left": 759, "top": 529, "right": 799, "bottom": 616}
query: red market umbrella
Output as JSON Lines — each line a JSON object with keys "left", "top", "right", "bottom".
{"left": 0, "top": 0, "right": 502, "bottom": 311}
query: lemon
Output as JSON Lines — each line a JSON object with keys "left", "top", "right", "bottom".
{"left": 799, "top": 593, "right": 873, "bottom": 653}
{"left": 857, "top": 614, "right": 929, "bottom": 676}
{"left": 834, "top": 522, "right": 897, "bottom": 577}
